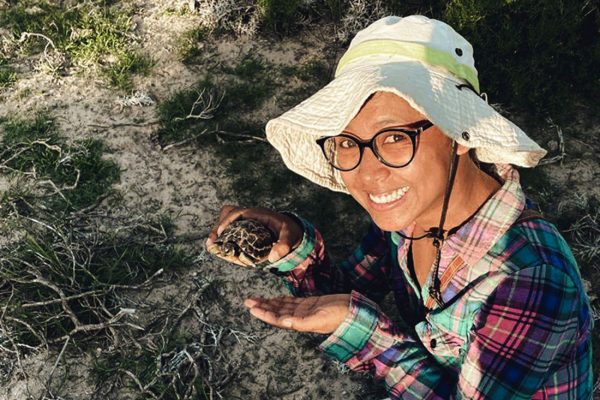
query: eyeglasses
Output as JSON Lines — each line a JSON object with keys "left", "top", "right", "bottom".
{"left": 316, "top": 121, "right": 434, "bottom": 171}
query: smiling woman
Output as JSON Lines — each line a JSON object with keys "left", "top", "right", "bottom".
{"left": 207, "top": 15, "right": 593, "bottom": 399}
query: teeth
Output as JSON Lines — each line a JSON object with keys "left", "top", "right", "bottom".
{"left": 369, "top": 187, "right": 409, "bottom": 204}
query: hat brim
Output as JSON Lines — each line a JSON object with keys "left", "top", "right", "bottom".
{"left": 266, "top": 60, "right": 547, "bottom": 194}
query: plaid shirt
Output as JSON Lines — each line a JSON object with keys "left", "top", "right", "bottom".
{"left": 271, "top": 164, "right": 594, "bottom": 399}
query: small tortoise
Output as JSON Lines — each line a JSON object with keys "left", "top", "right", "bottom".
{"left": 207, "top": 219, "right": 276, "bottom": 268}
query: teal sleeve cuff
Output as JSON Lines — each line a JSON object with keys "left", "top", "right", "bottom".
{"left": 319, "top": 290, "right": 379, "bottom": 362}
{"left": 269, "top": 212, "right": 317, "bottom": 273}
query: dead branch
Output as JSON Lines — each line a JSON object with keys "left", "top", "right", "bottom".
{"left": 214, "top": 130, "right": 267, "bottom": 143}
{"left": 172, "top": 89, "right": 224, "bottom": 122}
{"left": 18, "top": 32, "right": 57, "bottom": 52}
{"left": 161, "top": 129, "right": 210, "bottom": 152}
{"left": 43, "top": 336, "right": 70, "bottom": 397}
{"left": 20, "top": 290, "right": 102, "bottom": 308}
{"left": 87, "top": 121, "right": 160, "bottom": 129}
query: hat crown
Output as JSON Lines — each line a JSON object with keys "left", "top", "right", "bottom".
{"left": 341, "top": 16, "right": 477, "bottom": 83}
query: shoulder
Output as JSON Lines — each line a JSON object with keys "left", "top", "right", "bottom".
{"left": 490, "top": 216, "right": 578, "bottom": 278}
{"left": 486, "top": 217, "right": 592, "bottom": 327}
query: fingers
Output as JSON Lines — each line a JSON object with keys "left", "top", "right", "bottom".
{"left": 267, "top": 216, "right": 303, "bottom": 262}
{"left": 244, "top": 297, "right": 297, "bottom": 329}
{"left": 244, "top": 296, "right": 300, "bottom": 313}
{"left": 268, "top": 242, "right": 292, "bottom": 263}
{"left": 244, "top": 296, "right": 306, "bottom": 330}
{"left": 206, "top": 205, "right": 243, "bottom": 247}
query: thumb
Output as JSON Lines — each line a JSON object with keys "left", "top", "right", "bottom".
{"left": 268, "top": 242, "right": 293, "bottom": 263}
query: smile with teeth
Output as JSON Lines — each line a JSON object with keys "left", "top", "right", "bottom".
{"left": 369, "top": 186, "right": 410, "bottom": 204}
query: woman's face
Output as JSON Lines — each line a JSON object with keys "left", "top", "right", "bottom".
{"left": 340, "top": 91, "right": 454, "bottom": 232}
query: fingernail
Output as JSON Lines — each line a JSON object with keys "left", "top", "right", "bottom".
{"left": 216, "top": 226, "right": 223, "bottom": 236}
{"left": 282, "top": 319, "right": 292, "bottom": 328}
{"left": 206, "top": 238, "right": 213, "bottom": 246}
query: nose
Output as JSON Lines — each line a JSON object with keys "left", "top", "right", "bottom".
{"left": 356, "top": 147, "right": 390, "bottom": 184}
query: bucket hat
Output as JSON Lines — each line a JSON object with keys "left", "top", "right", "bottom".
{"left": 265, "top": 15, "right": 547, "bottom": 194}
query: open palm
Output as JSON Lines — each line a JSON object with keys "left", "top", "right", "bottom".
{"left": 244, "top": 294, "right": 351, "bottom": 334}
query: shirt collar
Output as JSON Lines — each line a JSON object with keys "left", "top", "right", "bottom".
{"left": 444, "top": 164, "right": 525, "bottom": 265}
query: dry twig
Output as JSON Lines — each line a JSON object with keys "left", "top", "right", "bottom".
{"left": 173, "top": 88, "right": 224, "bottom": 122}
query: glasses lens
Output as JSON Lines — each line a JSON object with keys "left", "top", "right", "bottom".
{"left": 374, "top": 130, "right": 413, "bottom": 166}
{"left": 323, "top": 136, "right": 360, "bottom": 170}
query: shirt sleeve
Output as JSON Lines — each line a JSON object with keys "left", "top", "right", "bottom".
{"left": 319, "top": 264, "right": 581, "bottom": 399}
{"left": 268, "top": 213, "right": 392, "bottom": 302}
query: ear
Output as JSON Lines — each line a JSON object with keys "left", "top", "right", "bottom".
{"left": 456, "top": 143, "right": 470, "bottom": 156}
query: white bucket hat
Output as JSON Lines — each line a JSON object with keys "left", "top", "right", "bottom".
{"left": 266, "top": 15, "right": 547, "bottom": 194}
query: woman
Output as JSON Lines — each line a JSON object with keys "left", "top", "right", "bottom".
{"left": 206, "top": 16, "right": 593, "bottom": 399}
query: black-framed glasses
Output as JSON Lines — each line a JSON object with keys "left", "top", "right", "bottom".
{"left": 316, "top": 120, "right": 434, "bottom": 171}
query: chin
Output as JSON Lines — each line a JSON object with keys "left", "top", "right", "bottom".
{"left": 369, "top": 212, "right": 412, "bottom": 232}
{"left": 357, "top": 194, "right": 414, "bottom": 232}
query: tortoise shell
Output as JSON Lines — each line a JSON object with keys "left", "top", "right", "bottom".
{"left": 207, "top": 219, "right": 276, "bottom": 267}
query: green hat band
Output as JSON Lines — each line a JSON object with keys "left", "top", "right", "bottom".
{"left": 335, "top": 40, "right": 480, "bottom": 93}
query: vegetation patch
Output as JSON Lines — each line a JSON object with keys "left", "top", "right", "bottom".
{"left": 0, "top": 115, "right": 120, "bottom": 215}
{"left": 280, "top": 57, "right": 331, "bottom": 107}
{"left": 0, "top": 212, "right": 190, "bottom": 346}
{"left": 91, "top": 273, "right": 245, "bottom": 399}
{"left": 440, "top": 0, "right": 600, "bottom": 120}
{"left": 256, "top": 0, "right": 303, "bottom": 32}
{"left": 0, "top": 113, "right": 217, "bottom": 398}
{"left": 0, "top": 57, "right": 17, "bottom": 88}
{"left": 157, "top": 53, "right": 276, "bottom": 145}
{"left": 177, "top": 27, "right": 211, "bottom": 64}
{"left": 0, "top": 1, "right": 151, "bottom": 90}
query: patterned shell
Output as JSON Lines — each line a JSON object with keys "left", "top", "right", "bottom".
{"left": 212, "top": 219, "right": 276, "bottom": 266}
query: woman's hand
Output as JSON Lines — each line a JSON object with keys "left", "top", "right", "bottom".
{"left": 206, "top": 205, "right": 303, "bottom": 263}
{"left": 243, "top": 294, "right": 351, "bottom": 334}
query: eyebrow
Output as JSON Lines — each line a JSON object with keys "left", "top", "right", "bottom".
{"left": 342, "top": 119, "right": 429, "bottom": 135}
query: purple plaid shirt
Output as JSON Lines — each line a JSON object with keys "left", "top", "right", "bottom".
{"left": 271, "top": 164, "right": 594, "bottom": 399}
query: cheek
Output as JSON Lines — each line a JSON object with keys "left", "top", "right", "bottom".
{"left": 340, "top": 172, "right": 361, "bottom": 198}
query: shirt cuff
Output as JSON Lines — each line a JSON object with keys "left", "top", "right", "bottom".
{"left": 319, "top": 290, "right": 395, "bottom": 363}
{"left": 269, "top": 212, "right": 317, "bottom": 273}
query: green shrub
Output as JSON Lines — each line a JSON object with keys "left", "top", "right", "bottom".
{"left": 0, "top": 66, "right": 17, "bottom": 88}
{"left": 177, "top": 27, "right": 210, "bottom": 64}
{"left": 324, "top": 0, "right": 345, "bottom": 22}
{"left": 440, "top": 0, "right": 600, "bottom": 119}
{"left": 256, "top": 0, "right": 303, "bottom": 32}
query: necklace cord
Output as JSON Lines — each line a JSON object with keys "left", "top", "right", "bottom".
{"left": 391, "top": 141, "right": 460, "bottom": 309}
{"left": 429, "top": 141, "right": 460, "bottom": 308}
